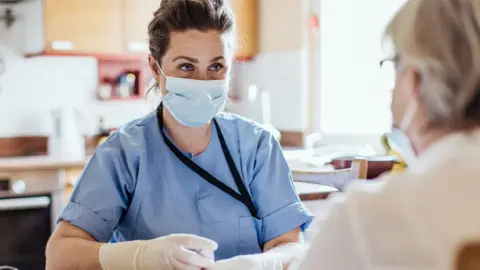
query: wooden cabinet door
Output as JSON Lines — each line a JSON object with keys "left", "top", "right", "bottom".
{"left": 230, "top": 0, "right": 257, "bottom": 60}
{"left": 124, "top": 0, "right": 161, "bottom": 53}
{"left": 44, "top": 0, "right": 123, "bottom": 53}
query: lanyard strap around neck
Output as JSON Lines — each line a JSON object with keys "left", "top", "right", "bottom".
{"left": 156, "top": 104, "right": 258, "bottom": 219}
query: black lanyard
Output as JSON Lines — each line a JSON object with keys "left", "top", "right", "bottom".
{"left": 156, "top": 104, "right": 258, "bottom": 219}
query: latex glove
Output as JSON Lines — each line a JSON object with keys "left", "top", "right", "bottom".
{"left": 209, "top": 243, "right": 308, "bottom": 270}
{"left": 208, "top": 254, "right": 283, "bottom": 270}
{"left": 99, "top": 234, "right": 217, "bottom": 270}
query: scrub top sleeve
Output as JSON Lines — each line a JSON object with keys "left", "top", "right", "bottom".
{"left": 250, "top": 134, "right": 314, "bottom": 244}
{"left": 57, "top": 140, "right": 134, "bottom": 242}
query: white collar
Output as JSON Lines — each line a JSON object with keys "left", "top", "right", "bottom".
{"left": 410, "top": 130, "right": 480, "bottom": 174}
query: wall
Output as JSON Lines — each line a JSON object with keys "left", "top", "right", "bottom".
{"left": 0, "top": 0, "right": 311, "bottom": 137}
{"left": 0, "top": 0, "right": 150, "bottom": 137}
{"left": 0, "top": 47, "right": 150, "bottom": 137}
{"left": 229, "top": 0, "right": 310, "bottom": 132}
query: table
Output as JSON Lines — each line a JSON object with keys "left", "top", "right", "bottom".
{"left": 294, "top": 181, "right": 339, "bottom": 201}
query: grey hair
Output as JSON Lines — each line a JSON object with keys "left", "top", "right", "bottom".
{"left": 385, "top": 0, "right": 480, "bottom": 130}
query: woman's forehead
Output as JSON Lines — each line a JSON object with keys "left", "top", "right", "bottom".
{"left": 164, "top": 30, "right": 230, "bottom": 61}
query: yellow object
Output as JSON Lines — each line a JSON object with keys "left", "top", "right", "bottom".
{"left": 98, "top": 136, "right": 108, "bottom": 146}
{"left": 381, "top": 133, "right": 408, "bottom": 173}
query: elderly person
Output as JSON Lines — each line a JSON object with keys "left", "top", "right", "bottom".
{"left": 296, "top": 0, "right": 480, "bottom": 269}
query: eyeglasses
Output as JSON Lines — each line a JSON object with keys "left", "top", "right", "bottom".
{"left": 379, "top": 56, "right": 398, "bottom": 91}
{"left": 379, "top": 55, "right": 399, "bottom": 68}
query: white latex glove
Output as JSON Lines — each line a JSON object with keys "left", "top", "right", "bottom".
{"left": 208, "top": 254, "right": 283, "bottom": 270}
{"left": 99, "top": 234, "right": 217, "bottom": 270}
{"left": 208, "top": 243, "right": 308, "bottom": 270}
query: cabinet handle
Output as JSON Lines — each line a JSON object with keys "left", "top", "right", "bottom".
{"left": 0, "top": 266, "right": 18, "bottom": 270}
{"left": 50, "top": 40, "right": 74, "bottom": 50}
{"left": 0, "top": 196, "right": 51, "bottom": 211}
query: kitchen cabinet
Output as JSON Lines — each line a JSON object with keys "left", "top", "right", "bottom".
{"left": 230, "top": 0, "right": 258, "bottom": 60}
{"left": 124, "top": 0, "right": 161, "bottom": 53}
{"left": 41, "top": 0, "right": 257, "bottom": 57}
{"left": 44, "top": 0, "right": 124, "bottom": 53}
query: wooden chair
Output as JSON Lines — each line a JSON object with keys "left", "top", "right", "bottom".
{"left": 455, "top": 242, "right": 480, "bottom": 270}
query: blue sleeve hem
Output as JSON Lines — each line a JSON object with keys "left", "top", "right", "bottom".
{"left": 262, "top": 202, "right": 314, "bottom": 243}
{"left": 57, "top": 202, "right": 113, "bottom": 242}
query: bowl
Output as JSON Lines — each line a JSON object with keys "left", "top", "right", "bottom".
{"left": 330, "top": 155, "right": 399, "bottom": 179}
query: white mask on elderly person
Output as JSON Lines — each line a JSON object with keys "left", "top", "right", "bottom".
{"left": 389, "top": 100, "right": 417, "bottom": 165}
{"left": 388, "top": 58, "right": 418, "bottom": 165}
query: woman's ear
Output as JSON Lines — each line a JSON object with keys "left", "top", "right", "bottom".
{"left": 148, "top": 54, "right": 161, "bottom": 83}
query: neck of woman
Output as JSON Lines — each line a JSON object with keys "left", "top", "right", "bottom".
{"left": 162, "top": 107, "right": 212, "bottom": 156}
{"left": 410, "top": 127, "right": 452, "bottom": 156}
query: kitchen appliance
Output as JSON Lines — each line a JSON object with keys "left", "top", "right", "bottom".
{"left": 0, "top": 169, "right": 65, "bottom": 270}
{"left": 48, "top": 108, "right": 86, "bottom": 161}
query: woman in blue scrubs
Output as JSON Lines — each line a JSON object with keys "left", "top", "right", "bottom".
{"left": 46, "top": 0, "right": 313, "bottom": 269}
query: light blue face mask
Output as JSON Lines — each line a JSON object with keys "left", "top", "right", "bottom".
{"left": 389, "top": 97, "right": 418, "bottom": 165}
{"left": 156, "top": 63, "right": 229, "bottom": 127}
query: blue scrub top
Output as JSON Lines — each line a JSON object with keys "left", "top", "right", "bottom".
{"left": 58, "top": 112, "right": 314, "bottom": 260}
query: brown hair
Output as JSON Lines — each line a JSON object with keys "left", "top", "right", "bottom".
{"left": 385, "top": 0, "right": 480, "bottom": 130}
{"left": 148, "top": 0, "right": 236, "bottom": 65}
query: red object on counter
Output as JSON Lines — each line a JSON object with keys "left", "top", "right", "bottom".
{"left": 97, "top": 56, "right": 151, "bottom": 101}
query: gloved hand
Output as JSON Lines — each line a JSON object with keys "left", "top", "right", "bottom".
{"left": 99, "top": 234, "right": 217, "bottom": 270}
{"left": 208, "top": 243, "right": 308, "bottom": 270}
{"left": 208, "top": 254, "right": 283, "bottom": 270}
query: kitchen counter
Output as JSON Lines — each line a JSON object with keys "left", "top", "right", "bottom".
{"left": 0, "top": 156, "right": 89, "bottom": 171}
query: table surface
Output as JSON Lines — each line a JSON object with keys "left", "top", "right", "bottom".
{"left": 294, "top": 181, "right": 339, "bottom": 201}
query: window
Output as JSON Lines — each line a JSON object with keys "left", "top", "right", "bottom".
{"left": 314, "top": 0, "right": 405, "bottom": 137}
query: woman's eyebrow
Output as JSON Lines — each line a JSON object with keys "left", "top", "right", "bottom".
{"left": 172, "top": 56, "right": 199, "bottom": 63}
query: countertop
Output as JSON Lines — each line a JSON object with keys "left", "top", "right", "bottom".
{"left": 0, "top": 155, "right": 89, "bottom": 171}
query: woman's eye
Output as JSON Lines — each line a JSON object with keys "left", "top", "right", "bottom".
{"left": 178, "top": 63, "right": 194, "bottom": 71}
{"left": 209, "top": 63, "right": 224, "bottom": 72}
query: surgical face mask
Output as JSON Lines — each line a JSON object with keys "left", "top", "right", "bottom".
{"left": 390, "top": 100, "right": 418, "bottom": 164}
{"left": 156, "top": 62, "right": 229, "bottom": 127}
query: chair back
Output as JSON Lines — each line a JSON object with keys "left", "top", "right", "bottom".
{"left": 455, "top": 242, "right": 480, "bottom": 270}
